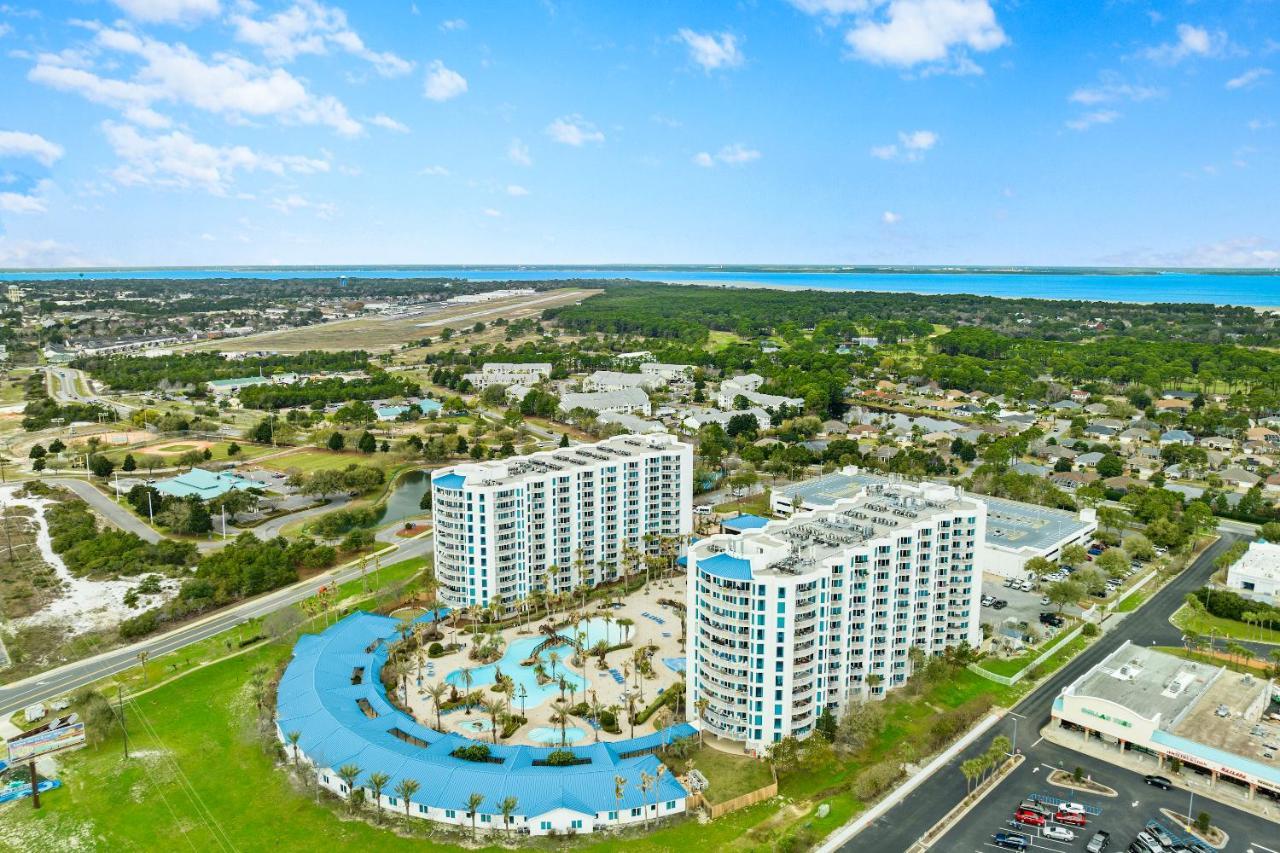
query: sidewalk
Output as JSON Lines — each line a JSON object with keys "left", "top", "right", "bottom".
{"left": 1039, "top": 724, "right": 1280, "bottom": 826}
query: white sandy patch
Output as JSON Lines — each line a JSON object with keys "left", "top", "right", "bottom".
{"left": 1, "top": 485, "right": 179, "bottom": 635}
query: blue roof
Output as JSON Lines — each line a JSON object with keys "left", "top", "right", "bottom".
{"left": 154, "top": 467, "right": 259, "bottom": 499}
{"left": 419, "top": 399, "right": 443, "bottom": 413}
{"left": 697, "top": 553, "right": 754, "bottom": 582}
{"left": 433, "top": 472, "right": 466, "bottom": 490}
{"left": 722, "top": 514, "right": 771, "bottom": 533}
{"left": 276, "top": 612, "right": 692, "bottom": 820}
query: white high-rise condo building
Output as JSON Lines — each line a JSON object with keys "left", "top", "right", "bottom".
{"left": 431, "top": 433, "right": 693, "bottom": 609}
{"left": 686, "top": 481, "right": 985, "bottom": 755}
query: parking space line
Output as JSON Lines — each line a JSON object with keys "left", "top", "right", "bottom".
{"left": 1252, "top": 844, "right": 1279, "bottom": 853}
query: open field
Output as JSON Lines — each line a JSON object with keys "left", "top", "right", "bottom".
{"left": 96, "top": 439, "right": 279, "bottom": 466}
{"left": 686, "top": 744, "right": 775, "bottom": 805}
{"left": 189, "top": 289, "right": 597, "bottom": 354}
{"left": 260, "top": 447, "right": 413, "bottom": 475}
{"left": 0, "top": 506, "right": 59, "bottom": 620}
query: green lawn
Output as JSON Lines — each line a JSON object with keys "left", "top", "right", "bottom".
{"left": 1114, "top": 587, "right": 1148, "bottom": 613}
{"left": 1155, "top": 645, "right": 1276, "bottom": 676}
{"left": 685, "top": 744, "right": 775, "bottom": 805}
{"left": 1170, "top": 603, "right": 1280, "bottom": 645}
{"left": 261, "top": 447, "right": 411, "bottom": 475}
{"left": 714, "top": 491, "right": 773, "bottom": 518}
{"left": 100, "top": 440, "right": 277, "bottom": 466}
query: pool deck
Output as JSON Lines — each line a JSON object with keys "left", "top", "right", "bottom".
{"left": 402, "top": 580, "right": 687, "bottom": 746}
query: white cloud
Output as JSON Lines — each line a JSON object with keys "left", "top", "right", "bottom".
{"left": 1247, "top": 117, "right": 1275, "bottom": 131}
{"left": 676, "top": 29, "right": 744, "bottom": 71}
{"left": 693, "top": 143, "right": 762, "bottom": 167}
{"left": 0, "top": 23, "right": 12, "bottom": 38}
{"left": 1226, "top": 68, "right": 1271, "bottom": 90}
{"left": 30, "top": 28, "right": 363, "bottom": 136}
{"left": 786, "top": 0, "right": 877, "bottom": 16}
{"left": 546, "top": 115, "right": 604, "bottom": 146}
{"left": 439, "top": 18, "right": 467, "bottom": 32}
{"left": 845, "top": 0, "right": 1007, "bottom": 73}
{"left": 423, "top": 60, "right": 468, "bottom": 101}
{"left": 0, "top": 130, "right": 64, "bottom": 166}
{"left": 369, "top": 114, "right": 409, "bottom": 132}
{"left": 870, "top": 129, "right": 937, "bottom": 161}
{"left": 1142, "top": 23, "right": 1226, "bottom": 64}
{"left": 1066, "top": 109, "right": 1119, "bottom": 131}
{"left": 881, "top": 210, "right": 901, "bottom": 224}
{"left": 506, "top": 184, "right": 529, "bottom": 196}
{"left": 112, "top": 0, "right": 220, "bottom": 25}
{"left": 508, "top": 138, "right": 532, "bottom": 166}
{"left": 0, "top": 238, "right": 89, "bottom": 267}
{"left": 230, "top": 0, "right": 413, "bottom": 77}
{"left": 102, "top": 121, "right": 329, "bottom": 194}
{"left": 418, "top": 164, "right": 450, "bottom": 176}
{"left": 1115, "top": 237, "right": 1280, "bottom": 269}
{"left": 482, "top": 207, "right": 501, "bottom": 217}
{"left": 1069, "top": 73, "right": 1162, "bottom": 105}
{"left": 0, "top": 188, "right": 47, "bottom": 214}
{"left": 269, "top": 193, "right": 336, "bottom": 218}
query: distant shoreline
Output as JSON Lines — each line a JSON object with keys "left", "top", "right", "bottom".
{"left": 4, "top": 265, "right": 1280, "bottom": 309}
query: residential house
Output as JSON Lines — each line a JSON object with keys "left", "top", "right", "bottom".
{"left": 1159, "top": 429, "right": 1195, "bottom": 446}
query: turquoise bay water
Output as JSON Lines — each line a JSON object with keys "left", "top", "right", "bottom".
{"left": 3, "top": 265, "right": 1280, "bottom": 305}
{"left": 445, "top": 617, "right": 615, "bottom": 709}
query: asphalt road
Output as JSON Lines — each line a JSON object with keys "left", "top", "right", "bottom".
{"left": 46, "top": 477, "right": 162, "bottom": 544}
{"left": 936, "top": 738, "right": 1279, "bottom": 853}
{"left": 0, "top": 534, "right": 433, "bottom": 718}
{"left": 46, "top": 365, "right": 134, "bottom": 415}
{"left": 839, "top": 531, "right": 1246, "bottom": 853}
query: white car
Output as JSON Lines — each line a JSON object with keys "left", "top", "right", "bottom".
{"left": 693, "top": 505, "right": 712, "bottom": 516}
{"left": 1043, "top": 826, "right": 1075, "bottom": 842}
{"left": 1057, "top": 801, "right": 1086, "bottom": 814}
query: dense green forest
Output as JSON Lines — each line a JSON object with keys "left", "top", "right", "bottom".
{"left": 47, "top": 499, "right": 197, "bottom": 578}
{"left": 544, "top": 283, "right": 1279, "bottom": 345}
{"left": 238, "top": 372, "right": 419, "bottom": 409}
{"left": 73, "top": 350, "right": 370, "bottom": 391}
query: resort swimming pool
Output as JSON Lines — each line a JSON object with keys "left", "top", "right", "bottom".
{"left": 445, "top": 617, "right": 618, "bottom": 709}
{"left": 527, "top": 726, "right": 586, "bottom": 744}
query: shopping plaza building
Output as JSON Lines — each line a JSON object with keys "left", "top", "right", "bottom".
{"left": 686, "top": 480, "right": 986, "bottom": 754}
{"left": 431, "top": 433, "right": 693, "bottom": 608}
{"left": 1053, "top": 642, "right": 1280, "bottom": 801}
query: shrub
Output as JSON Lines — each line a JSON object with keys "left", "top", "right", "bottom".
{"left": 543, "top": 749, "right": 580, "bottom": 766}
{"left": 852, "top": 761, "right": 902, "bottom": 800}
{"left": 428, "top": 642, "right": 444, "bottom": 657}
{"left": 1195, "top": 812, "right": 1210, "bottom": 833}
{"left": 453, "top": 743, "right": 492, "bottom": 762}
{"left": 119, "top": 609, "right": 160, "bottom": 639}
{"left": 1082, "top": 622, "right": 1099, "bottom": 637}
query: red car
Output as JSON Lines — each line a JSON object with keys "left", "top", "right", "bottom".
{"left": 1014, "top": 810, "right": 1046, "bottom": 826}
{"left": 1055, "top": 811, "right": 1088, "bottom": 827}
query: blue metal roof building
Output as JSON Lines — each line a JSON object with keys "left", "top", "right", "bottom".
{"left": 276, "top": 612, "right": 693, "bottom": 836}
{"left": 155, "top": 467, "right": 260, "bottom": 500}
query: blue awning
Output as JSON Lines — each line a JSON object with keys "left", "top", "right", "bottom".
{"left": 433, "top": 472, "right": 465, "bottom": 490}
{"left": 698, "top": 553, "right": 754, "bottom": 582}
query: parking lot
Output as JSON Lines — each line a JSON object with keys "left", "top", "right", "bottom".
{"left": 936, "top": 741, "right": 1280, "bottom": 853}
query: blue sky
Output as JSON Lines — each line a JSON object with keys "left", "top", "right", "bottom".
{"left": 0, "top": 0, "right": 1277, "bottom": 268}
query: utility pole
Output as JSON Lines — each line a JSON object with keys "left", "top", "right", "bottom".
{"left": 28, "top": 760, "right": 39, "bottom": 809}
{"left": 119, "top": 685, "right": 129, "bottom": 760}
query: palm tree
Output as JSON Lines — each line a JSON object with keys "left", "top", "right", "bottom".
{"left": 368, "top": 771, "right": 390, "bottom": 823}
{"left": 617, "top": 617, "right": 634, "bottom": 644}
{"left": 549, "top": 650, "right": 561, "bottom": 681}
{"left": 639, "top": 770, "right": 654, "bottom": 829}
{"left": 498, "top": 795, "right": 518, "bottom": 837}
{"left": 336, "top": 763, "right": 362, "bottom": 813}
{"left": 465, "top": 792, "right": 485, "bottom": 840}
{"left": 460, "top": 667, "right": 474, "bottom": 714}
{"left": 553, "top": 697, "right": 570, "bottom": 747}
{"left": 480, "top": 697, "right": 504, "bottom": 744}
{"left": 394, "top": 778, "right": 421, "bottom": 821}
{"left": 589, "top": 697, "right": 606, "bottom": 743}
{"left": 426, "top": 682, "right": 448, "bottom": 731}
{"left": 285, "top": 730, "right": 302, "bottom": 767}
{"left": 694, "top": 698, "right": 710, "bottom": 747}
{"left": 614, "top": 774, "right": 627, "bottom": 824}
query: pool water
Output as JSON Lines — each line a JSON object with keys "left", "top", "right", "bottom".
{"left": 445, "top": 617, "right": 618, "bottom": 709}
{"left": 527, "top": 726, "right": 586, "bottom": 744}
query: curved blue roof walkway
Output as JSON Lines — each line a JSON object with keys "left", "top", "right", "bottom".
{"left": 276, "top": 611, "right": 694, "bottom": 836}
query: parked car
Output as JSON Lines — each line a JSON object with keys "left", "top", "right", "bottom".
{"left": 1085, "top": 830, "right": 1111, "bottom": 852}
{"left": 993, "top": 832, "right": 1030, "bottom": 850}
{"left": 1143, "top": 774, "right": 1172, "bottom": 790}
{"left": 1014, "top": 809, "right": 1046, "bottom": 826}
{"left": 1040, "top": 596, "right": 1051, "bottom": 606}
{"left": 1055, "top": 810, "right": 1088, "bottom": 826}
{"left": 1148, "top": 825, "right": 1176, "bottom": 847}
{"left": 1057, "top": 802, "right": 1087, "bottom": 814}
{"left": 992, "top": 599, "right": 1008, "bottom": 610}
{"left": 1043, "top": 825, "right": 1076, "bottom": 841}
{"left": 982, "top": 595, "right": 996, "bottom": 606}
{"left": 1017, "top": 799, "right": 1050, "bottom": 816}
